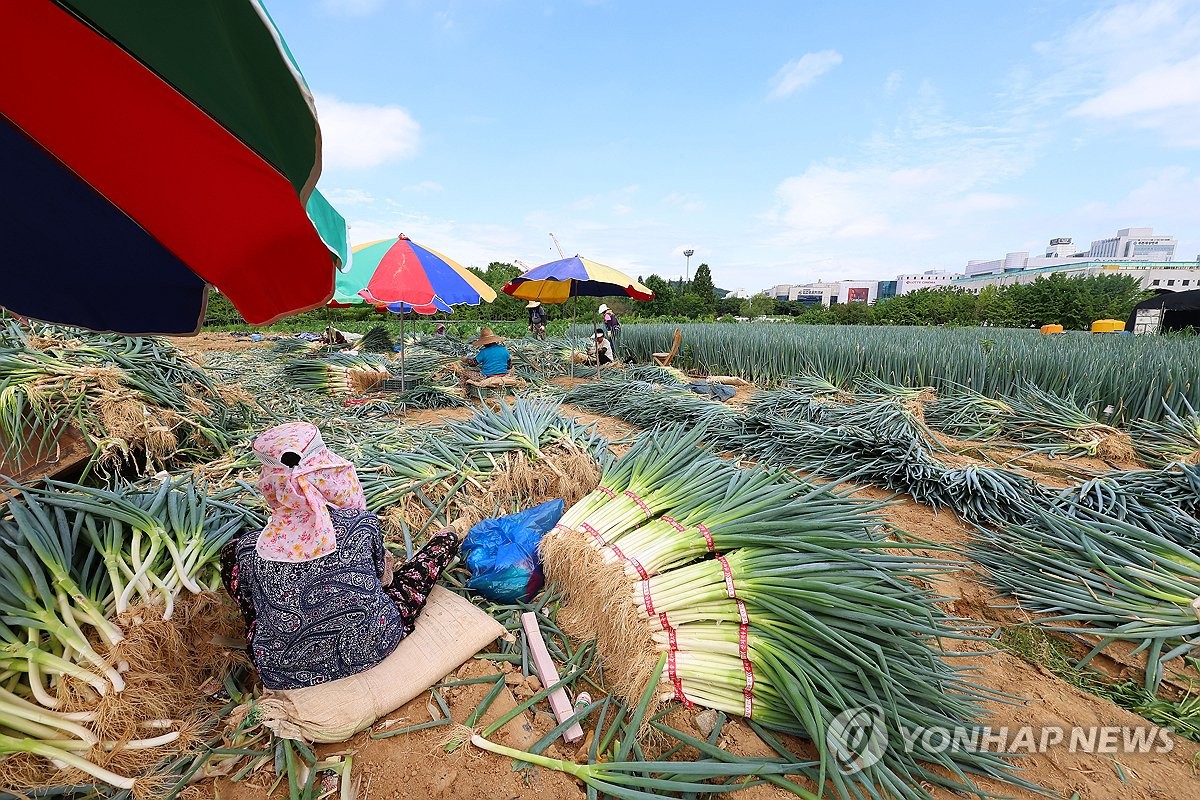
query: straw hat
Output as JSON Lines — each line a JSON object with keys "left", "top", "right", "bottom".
{"left": 526, "top": 300, "right": 541, "bottom": 308}
{"left": 598, "top": 303, "right": 610, "bottom": 314}
{"left": 472, "top": 327, "right": 504, "bottom": 347}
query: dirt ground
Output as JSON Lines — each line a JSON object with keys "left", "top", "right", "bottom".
{"left": 182, "top": 352, "right": 1198, "bottom": 799}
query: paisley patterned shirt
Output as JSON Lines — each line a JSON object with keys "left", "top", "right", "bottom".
{"left": 233, "top": 509, "right": 406, "bottom": 690}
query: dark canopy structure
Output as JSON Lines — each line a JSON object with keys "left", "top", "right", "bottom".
{"left": 1127, "top": 289, "right": 1200, "bottom": 334}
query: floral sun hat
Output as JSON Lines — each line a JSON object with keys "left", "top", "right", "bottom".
{"left": 252, "top": 422, "right": 367, "bottom": 562}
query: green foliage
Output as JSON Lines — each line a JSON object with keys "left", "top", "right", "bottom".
{"left": 616, "top": 323, "right": 1200, "bottom": 423}
{"left": 874, "top": 273, "right": 1149, "bottom": 329}
{"left": 690, "top": 263, "right": 717, "bottom": 314}
{"left": 204, "top": 291, "right": 244, "bottom": 326}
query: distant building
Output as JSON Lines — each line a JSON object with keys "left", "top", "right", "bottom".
{"left": 837, "top": 281, "right": 877, "bottom": 304}
{"left": 726, "top": 288, "right": 752, "bottom": 299}
{"left": 1089, "top": 228, "right": 1176, "bottom": 260}
{"left": 766, "top": 282, "right": 839, "bottom": 305}
{"left": 964, "top": 227, "right": 1180, "bottom": 280}
{"left": 876, "top": 280, "right": 897, "bottom": 300}
{"left": 895, "top": 270, "right": 959, "bottom": 295}
{"left": 954, "top": 261, "right": 1200, "bottom": 294}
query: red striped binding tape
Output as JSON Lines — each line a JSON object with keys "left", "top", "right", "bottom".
{"left": 641, "top": 580, "right": 655, "bottom": 615}
{"left": 667, "top": 650, "right": 693, "bottom": 708}
{"left": 623, "top": 490, "right": 653, "bottom": 517}
{"left": 596, "top": 486, "right": 616, "bottom": 499}
{"left": 697, "top": 524, "right": 715, "bottom": 552}
{"left": 716, "top": 554, "right": 736, "bottom": 598}
{"left": 580, "top": 522, "right": 606, "bottom": 546}
{"left": 662, "top": 515, "right": 686, "bottom": 532}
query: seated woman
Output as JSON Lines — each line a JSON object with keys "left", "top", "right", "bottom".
{"left": 459, "top": 327, "right": 512, "bottom": 387}
{"left": 587, "top": 328, "right": 614, "bottom": 366}
{"left": 221, "top": 422, "right": 458, "bottom": 690}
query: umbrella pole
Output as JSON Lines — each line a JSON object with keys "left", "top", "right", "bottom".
{"left": 570, "top": 287, "right": 577, "bottom": 379}
{"left": 399, "top": 309, "right": 406, "bottom": 384}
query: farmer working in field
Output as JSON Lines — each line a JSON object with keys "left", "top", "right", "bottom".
{"left": 598, "top": 303, "right": 621, "bottom": 357}
{"left": 527, "top": 301, "right": 548, "bottom": 340}
{"left": 587, "top": 328, "right": 614, "bottom": 366}
{"left": 458, "top": 327, "right": 512, "bottom": 388}
{"left": 220, "top": 422, "right": 458, "bottom": 689}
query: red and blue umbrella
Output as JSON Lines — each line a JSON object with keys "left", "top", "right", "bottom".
{"left": 0, "top": 1, "right": 348, "bottom": 336}
{"left": 335, "top": 234, "right": 496, "bottom": 308}
{"left": 334, "top": 234, "right": 495, "bottom": 382}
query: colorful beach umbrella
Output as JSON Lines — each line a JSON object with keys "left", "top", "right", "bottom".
{"left": 334, "top": 234, "right": 495, "bottom": 383}
{"left": 502, "top": 256, "right": 653, "bottom": 375}
{"left": 388, "top": 298, "right": 454, "bottom": 315}
{"left": 0, "top": 1, "right": 349, "bottom": 336}
{"left": 501, "top": 257, "right": 654, "bottom": 304}
{"left": 334, "top": 234, "right": 496, "bottom": 308}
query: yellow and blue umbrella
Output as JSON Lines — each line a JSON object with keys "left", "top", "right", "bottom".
{"left": 501, "top": 256, "right": 654, "bottom": 304}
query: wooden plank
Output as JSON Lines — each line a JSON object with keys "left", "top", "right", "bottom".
{"left": 0, "top": 424, "right": 90, "bottom": 497}
{"left": 520, "top": 611, "right": 583, "bottom": 744}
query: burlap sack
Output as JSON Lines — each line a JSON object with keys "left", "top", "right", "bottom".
{"left": 254, "top": 586, "right": 506, "bottom": 743}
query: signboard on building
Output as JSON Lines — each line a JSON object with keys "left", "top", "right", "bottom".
{"left": 847, "top": 287, "right": 870, "bottom": 303}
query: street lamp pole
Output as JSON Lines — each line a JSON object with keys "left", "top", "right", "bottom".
{"left": 683, "top": 249, "right": 695, "bottom": 287}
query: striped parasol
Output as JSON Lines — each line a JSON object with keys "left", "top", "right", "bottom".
{"left": 0, "top": 1, "right": 348, "bottom": 335}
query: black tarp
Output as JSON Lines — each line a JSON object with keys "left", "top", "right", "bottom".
{"left": 1127, "top": 289, "right": 1200, "bottom": 333}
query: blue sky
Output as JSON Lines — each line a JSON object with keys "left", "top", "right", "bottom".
{"left": 272, "top": 0, "right": 1200, "bottom": 292}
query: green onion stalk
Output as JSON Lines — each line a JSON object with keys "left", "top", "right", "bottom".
{"left": 972, "top": 506, "right": 1200, "bottom": 692}
{"left": 1131, "top": 397, "right": 1200, "bottom": 467}
{"left": 543, "top": 425, "right": 1037, "bottom": 800}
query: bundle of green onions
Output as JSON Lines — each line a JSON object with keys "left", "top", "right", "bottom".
{"left": 1051, "top": 475, "right": 1200, "bottom": 550}
{"left": 998, "top": 384, "right": 1135, "bottom": 460}
{"left": 270, "top": 338, "right": 321, "bottom": 357}
{"left": 1131, "top": 398, "right": 1200, "bottom": 467}
{"left": 359, "top": 325, "right": 395, "bottom": 353}
{"left": 0, "top": 322, "right": 237, "bottom": 476}
{"left": 972, "top": 506, "right": 1200, "bottom": 692}
{"left": 0, "top": 476, "right": 257, "bottom": 791}
{"left": 543, "top": 425, "right": 1038, "bottom": 800}
{"left": 1113, "top": 462, "right": 1200, "bottom": 519}
{"left": 282, "top": 352, "right": 393, "bottom": 394}
{"left": 925, "top": 390, "right": 1014, "bottom": 441}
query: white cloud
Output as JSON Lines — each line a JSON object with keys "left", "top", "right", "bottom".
{"left": 1059, "top": 166, "right": 1200, "bottom": 254}
{"left": 883, "top": 70, "right": 903, "bottom": 96}
{"left": 404, "top": 180, "right": 444, "bottom": 193}
{"left": 1025, "top": 1, "right": 1200, "bottom": 146}
{"left": 1071, "top": 54, "right": 1200, "bottom": 116}
{"left": 315, "top": 93, "right": 420, "bottom": 169}
{"left": 322, "top": 188, "right": 375, "bottom": 206}
{"left": 662, "top": 192, "right": 706, "bottom": 213}
{"left": 320, "top": 0, "right": 384, "bottom": 16}
{"left": 767, "top": 50, "right": 843, "bottom": 100}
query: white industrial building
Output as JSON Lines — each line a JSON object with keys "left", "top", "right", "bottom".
{"left": 953, "top": 227, "right": 1199, "bottom": 293}
{"left": 895, "top": 270, "right": 958, "bottom": 295}
{"left": 1089, "top": 228, "right": 1176, "bottom": 260}
{"left": 962, "top": 228, "right": 1180, "bottom": 279}
{"left": 954, "top": 261, "right": 1200, "bottom": 293}
{"left": 765, "top": 281, "right": 881, "bottom": 306}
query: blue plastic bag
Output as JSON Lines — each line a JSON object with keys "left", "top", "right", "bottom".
{"left": 462, "top": 499, "right": 564, "bottom": 603}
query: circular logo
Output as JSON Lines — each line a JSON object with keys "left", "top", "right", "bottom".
{"left": 827, "top": 705, "right": 888, "bottom": 774}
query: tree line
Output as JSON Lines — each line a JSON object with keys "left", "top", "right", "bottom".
{"left": 205, "top": 265, "right": 1152, "bottom": 332}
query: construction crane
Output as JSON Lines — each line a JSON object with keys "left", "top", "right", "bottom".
{"left": 549, "top": 232, "right": 565, "bottom": 259}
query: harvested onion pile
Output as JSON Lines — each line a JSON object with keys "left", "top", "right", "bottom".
{"left": 541, "top": 425, "right": 1038, "bottom": 800}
